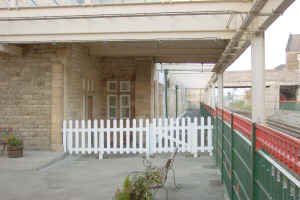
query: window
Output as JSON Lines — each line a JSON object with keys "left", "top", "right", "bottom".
{"left": 107, "top": 81, "right": 117, "bottom": 92}
{"left": 107, "top": 80, "right": 131, "bottom": 119}
{"left": 120, "top": 95, "right": 130, "bottom": 119}
{"left": 107, "top": 95, "right": 117, "bottom": 119}
{"left": 120, "top": 81, "right": 130, "bottom": 92}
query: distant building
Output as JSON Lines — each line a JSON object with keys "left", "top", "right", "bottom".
{"left": 286, "top": 34, "right": 300, "bottom": 70}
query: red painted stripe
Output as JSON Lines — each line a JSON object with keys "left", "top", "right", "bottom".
{"left": 202, "top": 103, "right": 300, "bottom": 176}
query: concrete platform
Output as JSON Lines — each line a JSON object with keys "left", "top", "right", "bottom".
{"left": 0, "top": 150, "right": 65, "bottom": 171}
{"left": 0, "top": 154, "right": 224, "bottom": 200}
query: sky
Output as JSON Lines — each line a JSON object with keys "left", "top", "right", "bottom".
{"left": 227, "top": 1, "right": 300, "bottom": 71}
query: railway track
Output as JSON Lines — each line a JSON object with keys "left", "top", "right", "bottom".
{"left": 226, "top": 107, "right": 300, "bottom": 140}
{"left": 266, "top": 119, "right": 300, "bottom": 139}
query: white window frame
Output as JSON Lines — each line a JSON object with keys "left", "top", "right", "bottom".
{"left": 120, "top": 81, "right": 131, "bottom": 92}
{"left": 107, "top": 95, "right": 117, "bottom": 119}
{"left": 107, "top": 81, "right": 117, "bottom": 92}
{"left": 120, "top": 95, "right": 131, "bottom": 119}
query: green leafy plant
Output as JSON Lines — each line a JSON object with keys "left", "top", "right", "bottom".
{"left": 115, "top": 170, "right": 163, "bottom": 200}
{"left": 7, "top": 134, "right": 23, "bottom": 147}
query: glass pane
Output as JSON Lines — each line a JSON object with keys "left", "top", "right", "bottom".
{"left": 107, "top": 81, "right": 117, "bottom": 92}
{"left": 120, "top": 81, "right": 130, "bottom": 92}
{"left": 109, "top": 96, "right": 116, "bottom": 106}
{"left": 109, "top": 108, "right": 116, "bottom": 118}
{"left": 121, "top": 108, "right": 130, "bottom": 118}
{"left": 121, "top": 96, "right": 129, "bottom": 106}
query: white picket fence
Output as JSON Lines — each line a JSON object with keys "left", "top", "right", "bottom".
{"left": 62, "top": 117, "right": 213, "bottom": 159}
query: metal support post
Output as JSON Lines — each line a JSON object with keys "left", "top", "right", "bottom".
{"left": 175, "top": 85, "right": 178, "bottom": 118}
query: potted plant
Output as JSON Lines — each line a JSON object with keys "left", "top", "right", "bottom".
{"left": 114, "top": 170, "right": 163, "bottom": 200}
{"left": 7, "top": 134, "right": 23, "bottom": 158}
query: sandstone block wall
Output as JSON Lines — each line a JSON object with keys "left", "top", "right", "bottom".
{"left": 0, "top": 45, "right": 156, "bottom": 150}
{"left": 286, "top": 52, "right": 299, "bottom": 70}
{"left": 0, "top": 45, "right": 59, "bottom": 150}
{"left": 63, "top": 45, "right": 101, "bottom": 121}
{"left": 265, "top": 83, "right": 280, "bottom": 118}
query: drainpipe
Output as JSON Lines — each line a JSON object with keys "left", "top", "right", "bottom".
{"left": 175, "top": 85, "right": 178, "bottom": 118}
{"left": 164, "top": 69, "right": 168, "bottom": 118}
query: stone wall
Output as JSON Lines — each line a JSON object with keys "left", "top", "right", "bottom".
{"left": 0, "top": 45, "right": 58, "bottom": 150}
{"left": 286, "top": 52, "right": 299, "bottom": 70}
{"left": 0, "top": 44, "right": 102, "bottom": 150}
{"left": 265, "top": 83, "right": 280, "bottom": 118}
{"left": 63, "top": 45, "right": 101, "bottom": 121}
{"left": 0, "top": 45, "right": 156, "bottom": 150}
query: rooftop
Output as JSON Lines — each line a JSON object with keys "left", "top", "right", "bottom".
{"left": 286, "top": 34, "right": 300, "bottom": 52}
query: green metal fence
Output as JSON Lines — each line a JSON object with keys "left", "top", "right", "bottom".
{"left": 208, "top": 109, "right": 300, "bottom": 200}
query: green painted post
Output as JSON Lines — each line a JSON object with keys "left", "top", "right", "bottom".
{"left": 175, "top": 85, "right": 178, "bottom": 118}
{"left": 230, "top": 113, "right": 234, "bottom": 200}
{"left": 251, "top": 122, "right": 256, "bottom": 200}
{"left": 221, "top": 108, "right": 224, "bottom": 184}
{"left": 215, "top": 107, "right": 218, "bottom": 166}
{"left": 164, "top": 69, "right": 168, "bottom": 118}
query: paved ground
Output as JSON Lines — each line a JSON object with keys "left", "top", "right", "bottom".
{"left": 0, "top": 151, "right": 65, "bottom": 171}
{"left": 182, "top": 109, "right": 202, "bottom": 118}
{"left": 0, "top": 152, "right": 224, "bottom": 200}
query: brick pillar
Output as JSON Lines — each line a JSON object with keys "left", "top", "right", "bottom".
{"left": 51, "top": 63, "right": 64, "bottom": 152}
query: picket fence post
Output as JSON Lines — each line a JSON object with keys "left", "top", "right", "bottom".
{"left": 207, "top": 117, "right": 213, "bottom": 156}
{"left": 63, "top": 120, "right": 67, "bottom": 153}
{"left": 193, "top": 117, "right": 198, "bottom": 158}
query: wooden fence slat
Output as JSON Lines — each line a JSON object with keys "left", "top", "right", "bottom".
{"left": 126, "top": 119, "right": 130, "bottom": 154}
{"left": 139, "top": 119, "right": 143, "bottom": 152}
{"left": 176, "top": 118, "right": 180, "bottom": 150}
{"left": 113, "top": 119, "right": 117, "bottom": 154}
{"left": 133, "top": 119, "right": 137, "bottom": 154}
{"left": 170, "top": 118, "right": 175, "bottom": 149}
{"left": 88, "top": 120, "right": 92, "bottom": 154}
{"left": 63, "top": 120, "right": 67, "bottom": 152}
{"left": 94, "top": 120, "right": 98, "bottom": 153}
{"left": 100, "top": 120, "right": 104, "bottom": 158}
{"left": 164, "top": 118, "right": 168, "bottom": 153}
{"left": 61, "top": 117, "right": 214, "bottom": 158}
{"left": 182, "top": 118, "right": 187, "bottom": 153}
{"left": 75, "top": 120, "right": 79, "bottom": 154}
{"left": 201, "top": 117, "right": 205, "bottom": 152}
{"left": 69, "top": 120, "right": 74, "bottom": 154}
{"left": 107, "top": 120, "right": 111, "bottom": 154}
{"left": 146, "top": 119, "right": 150, "bottom": 156}
{"left": 158, "top": 118, "right": 163, "bottom": 153}
{"left": 120, "top": 119, "right": 124, "bottom": 154}
{"left": 193, "top": 117, "right": 198, "bottom": 157}
{"left": 207, "top": 117, "right": 213, "bottom": 156}
{"left": 187, "top": 117, "right": 192, "bottom": 153}
{"left": 152, "top": 119, "right": 157, "bottom": 154}
{"left": 81, "top": 120, "right": 86, "bottom": 154}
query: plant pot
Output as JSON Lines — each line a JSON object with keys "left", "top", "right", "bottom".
{"left": 7, "top": 145, "right": 23, "bottom": 158}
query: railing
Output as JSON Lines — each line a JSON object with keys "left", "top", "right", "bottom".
{"left": 202, "top": 103, "right": 300, "bottom": 200}
{"left": 256, "top": 124, "right": 300, "bottom": 174}
{"left": 203, "top": 103, "right": 300, "bottom": 175}
{"left": 0, "top": 0, "right": 205, "bottom": 8}
{"left": 280, "top": 100, "right": 300, "bottom": 112}
{"left": 62, "top": 117, "right": 213, "bottom": 159}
